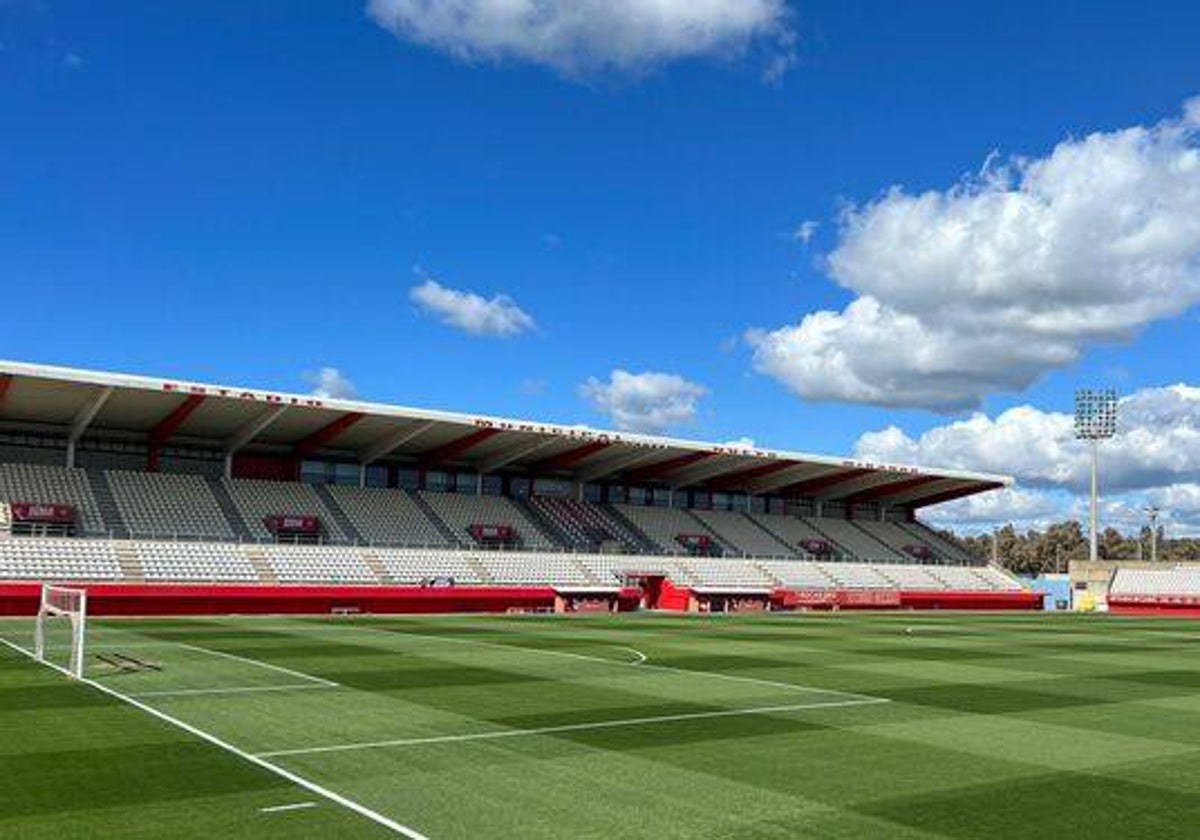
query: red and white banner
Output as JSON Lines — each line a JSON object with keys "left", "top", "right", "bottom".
{"left": 10, "top": 503, "right": 76, "bottom": 524}
{"left": 470, "top": 524, "right": 515, "bottom": 540}
{"left": 264, "top": 515, "right": 321, "bottom": 533}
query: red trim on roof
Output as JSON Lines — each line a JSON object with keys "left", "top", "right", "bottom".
{"left": 294, "top": 412, "right": 366, "bottom": 459}
{"left": 418, "top": 427, "right": 501, "bottom": 466}
{"left": 147, "top": 394, "right": 206, "bottom": 471}
{"left": 624, "top": 451, "right": 713, "bottom": 483}
{"left": 0, "top": 375, "right": 11, "bottom": 412}
{"left": 775, "top": 467, "right": 874, "bottom": 497}
{"left": 908, "top": 481, "right": 1004, "bottom": 509}
{"left": 839, "top": 474, "right": 944, "bottom": 504}
{"left": 706, "top": 460, "right": 796, "bottom": 492}
{"left": 529, "top": 441, "right": 611, "bottom": 473}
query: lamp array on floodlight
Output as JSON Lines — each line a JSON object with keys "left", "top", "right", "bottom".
{"left": 1074, "top": 388, "right": 1118, "bottom": 440}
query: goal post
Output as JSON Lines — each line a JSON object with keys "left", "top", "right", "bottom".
{"left": 35, "top": 584, "right": 88, "bottom": 679}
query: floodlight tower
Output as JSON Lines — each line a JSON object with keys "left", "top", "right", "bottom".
{"left": 1074, "top": 389, "right": 1118, "bottom": 563}
{"left": 1145, "top": 506, "right": 1161, "bottom": 564}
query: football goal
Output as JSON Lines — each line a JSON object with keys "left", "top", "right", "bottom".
{"left": 34, "top": 584, "right": 88, "bottom": 679}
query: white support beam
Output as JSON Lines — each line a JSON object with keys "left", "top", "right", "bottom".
{"left": 65, "top": 387, "right": 113, "bottom": 467}
{"left": 669, "top": 458, "right": 747, "bottom": 489}
{"left": 223, "top": 405, "right": 288, "bottom": 479}
{"left": 225, "top": 405, "right": 288, "bottom": 454}
{"left": 575, "top": 449, "right": 662, "bottom": 484}
{"left": 744, "top": 463, "right": 832, "bottom": 495}
{"left": 477, "top": 437, "right": 556, "bottom": 474}
{"left": 358, "top": 420, "right": 435, "bottom": 465}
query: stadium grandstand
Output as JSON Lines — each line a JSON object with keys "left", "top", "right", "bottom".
{"left": 0, "top": 360, "right": 1037, "bottom": 615}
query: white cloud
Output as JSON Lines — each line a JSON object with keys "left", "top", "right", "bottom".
{"left": 750, "top": 97, "right": 1200, "bottom": 412}
{"left": 367, "top": 0, "right": 793, "bottom": 79}
{"left": 410, "top": 278, "right": 535, "bottom": 337}
{"left": 723, "top": 436, "right": 756, "bottom": 448}
{"left": 923, "top": 487, "right": 1068, "bottom": 531}
{"left": 789, "top": 220, "right": 818, "bottom": 244}
{"left": 855, "top": 385, "right": 1200, "bottom": 493}
{"left": 304, "top": 367, "right": 359, "bottom": 400}
{"left": 580, "top": 369, "right": 707, "bottom": 433}
{"left": 857, "top": 384, "right": 1200, "bottom": 534}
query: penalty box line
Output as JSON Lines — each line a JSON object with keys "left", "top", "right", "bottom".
{"left": 257, "top": 696, "right": 890, "bottom": 759}
{"left": 336, "top": 622, "right": 888, "bottom": 705}
{"left": 174, "top": 642, "right": 340, "bottom": 688}
{"left": 0, "top": 637, "right": 427, "bottom": 840}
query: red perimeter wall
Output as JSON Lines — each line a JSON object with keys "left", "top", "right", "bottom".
{"left": 773, "top": 588, "right": 1040, "bottom": 611}
{"left": 0, "top": 583, "right": 1040, "bottom": 617}
{"left": 1108, "top": 596, "right": 1200, "bottom": 618}
{"left": 0, "top": 583, "right": 563, "bottom": 617}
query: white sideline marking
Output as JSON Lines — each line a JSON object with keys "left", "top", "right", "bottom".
{"left": 177, "top": 642, "right": 340, "bottom": 688}
{"left": 261, "top": 801, "right": 317, "bottom": 813}
{"left": 621, "top": 646, "right": 647, "bottom": 665}
{"left": 257, "top": 697, "right": 889, "bottom": 759}
{"left": 130, "top": 683, "right": 336, "bottom": 699}
{"left": 0, "top": 638, "right": 428, "bottom": 840}
{"left": 348, "top": 625, "right": 885, "bottom": 703}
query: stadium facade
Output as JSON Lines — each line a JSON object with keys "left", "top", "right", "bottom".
{"left": 0, "top": 360, "right": 1043, "bottom": 615}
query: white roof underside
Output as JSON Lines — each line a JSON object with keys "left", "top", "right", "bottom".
{"left": 0, "top": 360, "right": 1011, "bottom": 508}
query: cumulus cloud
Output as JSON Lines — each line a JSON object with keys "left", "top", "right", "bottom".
{"left": 750, "top": 97, "right": 1200, "bottom": 412}
{"left": 858, "top": 384, "right": 1200, "bottom": 535}
{"left": 580, "top": 369, "right": 707, "bottom": 433}
{"left": 856, "top": 385, "right": 1200, "bottom": 493}
{"left": 367, "top": 0, "right": 793, "bottom": 79}
{"left": 923, "top": 487, "right": 1069, "bottom": 530}
{"left": 304, "top": 367, "right": 359, "bottom": 400}
{"left": 410, "top": 278, "right": 535, "bottom": 337}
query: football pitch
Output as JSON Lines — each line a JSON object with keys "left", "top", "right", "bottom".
{"left": 3, "top": 612, "right": 1200, "bottom": 838}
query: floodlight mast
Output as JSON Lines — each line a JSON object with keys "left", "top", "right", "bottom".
{"left": 1074, "top": 389, "right": 1118, "bottom": 563}
{"left": 1145, "top": 506, "right": 1161, "bottom": 564}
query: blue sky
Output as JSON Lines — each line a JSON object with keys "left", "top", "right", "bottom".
{"left": 2, "top": 1, "right": 1199, "bottom": 532}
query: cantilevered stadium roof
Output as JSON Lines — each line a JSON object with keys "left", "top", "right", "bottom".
{"left": 0, "top": 360, "right": 1011, "bottom": 508}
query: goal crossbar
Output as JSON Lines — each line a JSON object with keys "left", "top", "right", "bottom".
{"left": 34, "top": 584, "right": 88, "bottom": 679}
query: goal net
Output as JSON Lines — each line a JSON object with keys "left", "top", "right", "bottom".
{"left": 34, "top": 584, "right": 88, "bottom": 679}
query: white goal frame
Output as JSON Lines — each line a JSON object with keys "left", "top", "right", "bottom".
{"left": 34, "top": 584, "right": 88, "bottom": 679}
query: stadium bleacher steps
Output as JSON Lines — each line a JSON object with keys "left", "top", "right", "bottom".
{"left": 360, "top": 549, "right": 394, "bottom": 584}
{"left": 569, "top": 555, "right": 604, "bottom": 586}
{"left": 465, "top": 555, "right": 495, "bottom": 584}
{"left": 740, "top": 513, "right": 798, "bottom": 557}
{"left": 85, "top": 470, "right": 130, "bottom": 538}
{"left": 849, "top": 519, "right": 908, "bottom": 561}
{"left": 681, "top": 510, "right": 736, "bottom": 555}
{"left": 408, "top": 490, "right": 465, "bottom": 547}
{"left": 900, "top": 520, "right": 979, "bottom": 565}
{"left": 113, "top": 541, "right": 144, "bottom": 582}
{"left": 800, "top": 517, "right": 853, "bottom": 560}
{"left": 516, "top": 499, "right": 572, "bottom": 550}
{"left": 600, "top": 504, "right": 659, "bottom": 555}
{"left": 206, "top": 478, "right": 255, "bottom": 541}
{"left": 312, "top": 484, "right": 366, "bottom": 545}
{"left": 243, "top": 546, "right": 278, "bottom": 584}
{"left": 747, "top": 559, "right": 783, "bottom": 587}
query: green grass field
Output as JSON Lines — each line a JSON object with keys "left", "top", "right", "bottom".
{"left": 3, "top": 611, "right": 1200, "bottom": 838}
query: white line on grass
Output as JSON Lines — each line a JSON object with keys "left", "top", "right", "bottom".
{"left": 256, "top": 696, "right": 889, "bottom": 759}
{"left": 346, "top": 625, "right": 885, "bottom": 703}
{"left": 176, "top": 642, "right": 340, "bottom": 688}
{"left": 621, "top": 646, "right": 647, "bottom": 665}
{"left": 261, "top": 801, "right": 317, "bottom": 813}
{"left": 130, "top": 683, "right": 337, "bottom": 699}
{"left": 0, "top": 638, "right": 427, "bottom": 840}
